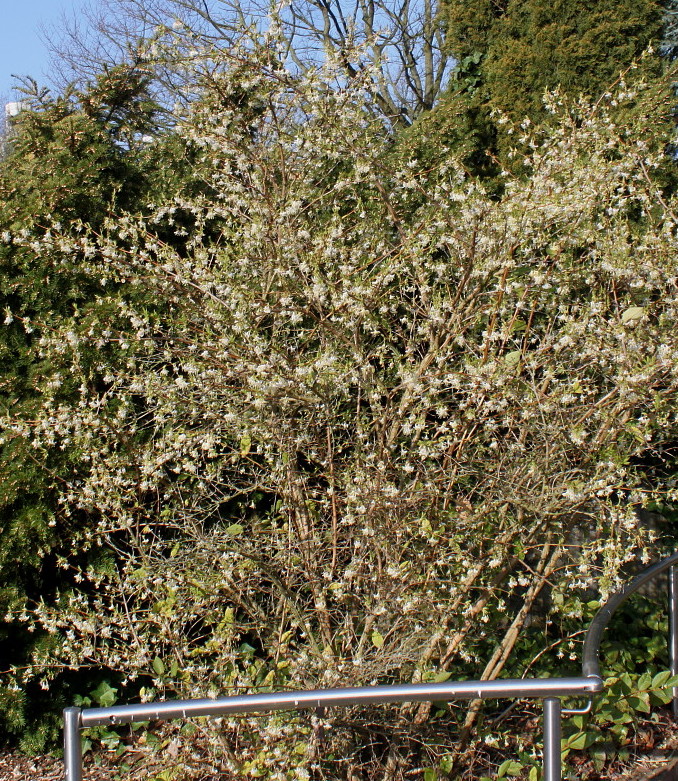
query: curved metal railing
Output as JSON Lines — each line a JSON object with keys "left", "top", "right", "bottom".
{"left": 62, "top": 551, "right": 678, "bottom": 781}
{"left": 582, "top": 550, "right": 678, "bottom": 680}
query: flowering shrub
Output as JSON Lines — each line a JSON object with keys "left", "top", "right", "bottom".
{"left": 3, "top": 48, "right": 678, "bottom": 776}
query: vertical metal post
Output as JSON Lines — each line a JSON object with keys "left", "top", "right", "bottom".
{"left": 543, "top": 698, "right": 561, "bottom": 781}
{"left": 63, "top": 707, "right": 83, "bottom": 781}
{"left": 669, "top": 566, "right": 678, "bottom": 719}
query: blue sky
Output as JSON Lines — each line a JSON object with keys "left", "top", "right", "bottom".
{"left": 0, "top": 1, "right": 85, "bottom": 103}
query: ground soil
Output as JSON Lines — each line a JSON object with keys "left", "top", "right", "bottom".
{"left": 0, "top": 747, "right": 190, "bottom": 780}
{"left": 592, "top": 718, "right": 678, "bottom": 781}
{"left": 5, "top": 749, "right": 678, "bottom": 781}
{"left": 0, "top": 751, "right": 110, "bottom": 780}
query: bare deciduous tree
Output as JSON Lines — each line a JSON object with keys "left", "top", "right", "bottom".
{"left": 44, "top": 0, "right": 451, "bottom": 125}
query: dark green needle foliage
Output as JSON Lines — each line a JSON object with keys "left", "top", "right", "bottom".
{"left": 0, "top": 67, "right": 167, "bottom": 749}
{"left": 431, "top": 0, "right": 672, "bottom": 174}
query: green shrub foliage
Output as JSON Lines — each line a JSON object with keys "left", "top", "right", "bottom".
{"left": 439, "top": 0, "right": 670, "bottom": 172}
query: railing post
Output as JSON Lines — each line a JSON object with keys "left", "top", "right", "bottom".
{"left": 63, "top": 707, "right": 83, "bottom": 781}
{"left": 670, "top": 565, "right": 678, "bottom": 719}
{"left": 543, "top": 698, "right": 561, "bottom": 781}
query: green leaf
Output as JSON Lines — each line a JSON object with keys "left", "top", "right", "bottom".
{"left": 565, "top": 731, "right": 591, "bottom": 750}
{"left": 225, "top": 523, "right": 244, "bottom": 536}
{"left": 618, "top": 673, "right": 633, "bottom": 694}
{"left": 649, "top": 688, "right": 671, "bottom": 705}
{"left": 371, "top": 630, "right": 384, "bottom": 649}
{"left": 497, "top": 760, "right": 523, "bottom": 777}
{"left": 652, "top": 670, "right": 672, "bottom": 688}
{"left": 150, "top": 770, "right": 178, "bottom": 781}
{"left": 440, "top": 755, "right": 453, "bottom": 774}
{"left": 433, "top": 671, "right": 452, "bottom": 683}
{"left": 503, "top": 350, "right": 522, "bottom": 367}
{"left": 91, "top": 681, "right": 117, "bottom": 708}
{"left": 626, "top": 693, "right": 650, "bottom": 714}
{"left": 621, "top": 306, "right": 645, "bottom": 325}
{"left": 99, "top": 729, "right": 121, "bottom": 749}
{"left": 590, "top": 742, "right": 608, "bottom": 766}
{"left": 152, "top": 656, "right": 165, "bottom": 677}
{"left": 423, "top": 768, "right": 437, "bottom": 781}
{"left": 239, "top": 434, "right": 252, "bottom": 455}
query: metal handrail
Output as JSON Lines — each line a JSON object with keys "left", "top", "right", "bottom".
{"left": 76, "top": 677, "right": 602, "bottom": 727}
{"left": 582, "top": 551, "right": 678, "bottom": 679}
{"left": 581, "top": 550, "right": 678, "bottom": 725}
{"left": 65, "top": 678, "right": 600, "bottom": 781}
{"left": 62, "top": 551, "right": 678, "bottom": 781}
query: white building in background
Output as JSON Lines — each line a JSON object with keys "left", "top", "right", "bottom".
{"left": 5, "top": 101, "right": 27, "bottom": 119}
{"left": 1, "top": 102, "right": 28, "bottom": 157}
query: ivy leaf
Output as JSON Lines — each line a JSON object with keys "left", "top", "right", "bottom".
{"left": 91, "top": 681, "right": 117, "bottom": 708}
{"left": 371, "top": 630, "right": 384, "bottom": 649}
